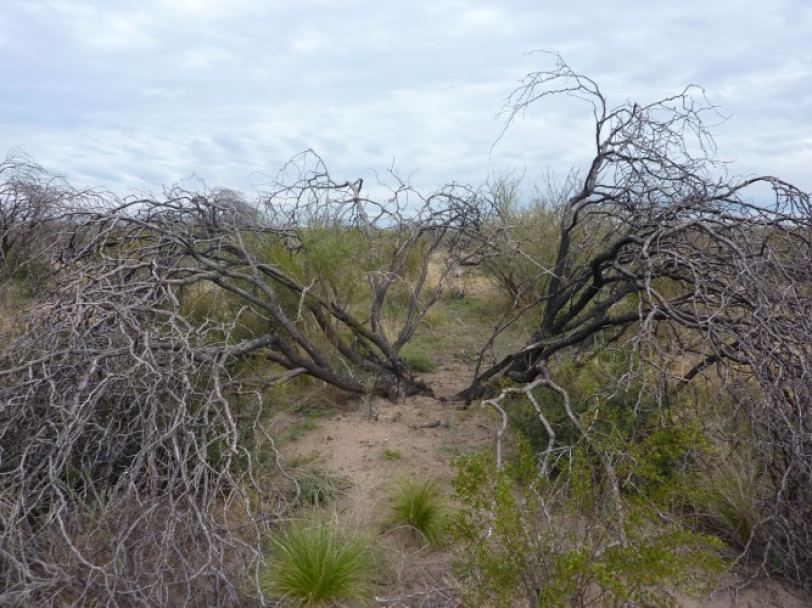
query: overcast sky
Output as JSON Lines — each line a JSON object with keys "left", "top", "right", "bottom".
{"left": 2, "top": 0, "right": 810, "bottom": 199}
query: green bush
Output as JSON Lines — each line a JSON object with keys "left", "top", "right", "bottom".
{"left": 261, "top": 516, "right": 377, "bottom": 607}
{"left": 450, "top": 444, "right": 725, "bottom": 607}
{"left": 295, "top": 467, "right": 345, "bottom": 506}
{"left": 506, "top": 347, "right": 708, "bottom": 501}
{"left": 384, "top": 477, "right": 447, "bottom": 547}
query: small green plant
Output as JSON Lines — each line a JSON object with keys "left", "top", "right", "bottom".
{"left": 298, "top": 408, "right": 328, "bottom": 419}
{"left": 295, "top": 467, "right": 345, "bottom": 506}
{"left": 261, "top": 516, "right": 376, "bottom": 607}
{"left": 384, "top": 478, "right": 447, "bottom": 547}
{"left": 382, "top": 447, "right": 402, "bottom": 460}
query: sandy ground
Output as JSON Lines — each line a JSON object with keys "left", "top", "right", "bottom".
{"left": 273, "top": 362, "right": 811, "bottom": 608}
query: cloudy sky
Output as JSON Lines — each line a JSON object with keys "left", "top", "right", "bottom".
{"left": 2, "top": 0, "right": 810, "bottom": 198}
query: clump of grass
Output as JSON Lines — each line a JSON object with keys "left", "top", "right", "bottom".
{"left": 400, "top": 345, "right": 437, "bottom": 373}
{"left": 698, "top": 450, "right": 765, "bottom": 548}
{"left": 261, "top": 517, "right": 376, "bottom": 607}
{"left": 385, "top": 478, "right": 447, "bottom": 547}
{"left": 295, "top": 467, "right": 345, "bottom": 506}
{"left": 382, "top": 447, "right": 402, "bottom": 460}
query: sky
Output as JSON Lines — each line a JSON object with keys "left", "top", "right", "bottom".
{"left": 2, "top": 0, "right": 810, "bottom": 200}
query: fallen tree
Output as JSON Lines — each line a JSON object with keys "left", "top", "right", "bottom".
{"left": 457, "top": 53, "right": 812, "bottom": 589}
{"left": 0, "top": 151, "right": 488, "bottom": 605}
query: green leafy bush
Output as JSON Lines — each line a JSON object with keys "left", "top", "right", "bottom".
{"left": 450, "top": 444, "right": 725, "bottom": 607}
{"left": 382, "top": 447, "right": 402, "bottom": 460}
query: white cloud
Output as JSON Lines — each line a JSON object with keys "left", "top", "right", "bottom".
{"left": 288, "top": 27, "right": 330, "bottom": 55}
{"left": 38, "top": 1, "right": 160, "bottom": 51}
{"left": 177, "top": 46, "right": 234, "bottom": 69}
{"left": 2, "top": 0, "right": 810, "bottom": 196}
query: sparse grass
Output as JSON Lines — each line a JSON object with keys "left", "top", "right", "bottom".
{"left": 382, "top": 447, "right": 402, "bottom": 460}
{"left": 288, "top": 419, "right": 319, "bottom": 441}
{"left": 286, "top": 451, "right": 323, "bottom": 469}
{"left": 295, "top": 467, "right": 345, "bottom": 506}
{"left": 261, "top": 516, "right": 377, "bottom": 607}
{"left": 384, "top": 478, "right": 447, "bottom": 547}
{"left": 300, "top": 408, "right": 328, "bottom": 419}
{"left": 434, "top": 445, "right": 460, "bottom": 460}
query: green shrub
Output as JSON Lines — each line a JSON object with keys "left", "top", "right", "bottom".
{"left": 261, "top": 517, "right": 376, "bottom": 607}
{"left": 384, "top": 477, "right": 447, "bottom": 547}
{"left": 382, "top": 447, "right": 402, "bottom": 460}
{"left": 295, "top": 467, "right": 345, "bottom": 506}
{"left": 450, "top": 444, "right": 725, "bottom": 607}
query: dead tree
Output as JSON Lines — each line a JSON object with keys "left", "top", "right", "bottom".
{"left": 104, "top": 151, "right": 486, "bottom": 400}
{"left": 0, "top": 216, "right": 274, "bottom": 605}
{"left": 0, "top": 151, "right": 79, "bottom": 283}
{"left": 0, "top": 152, "right": 488, "bottom": 605}
{"left": 457, "top": 53, "right": 812, "bottom": 588}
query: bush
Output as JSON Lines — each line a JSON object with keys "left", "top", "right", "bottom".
{"left": 261, "top": 516, "right": 377, "bottom": 607}
{"left": 450, "top": 445, "right": 725, "bottom": 607}
{"left": 478, "top": 178, "right": 568, "bottom": 308}
{"left": 295, "top": 467, "right": 345, "bottom": 506}
{"left": 384, "top": 477, "right": 447, "bottom": 547}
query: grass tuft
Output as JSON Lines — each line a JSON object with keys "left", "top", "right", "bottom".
{"left": 385, "top": 477, "right": 447, "bottom": 547}
{"left": 400, "top": 344, "right": 438, "bottom": 373}
{"left": 261, "top": 517, "right": 376, "bottom": 607}
{"left": 698, "top": 451, "right": 764, "bottom": 549}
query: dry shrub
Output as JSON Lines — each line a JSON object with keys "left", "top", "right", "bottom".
{"left": 0, "top": 230, "right": 277, "bottom": 606}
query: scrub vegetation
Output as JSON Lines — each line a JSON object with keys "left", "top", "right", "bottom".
{"left": 1, "top": 55, "right": 811, "bottom": 606}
